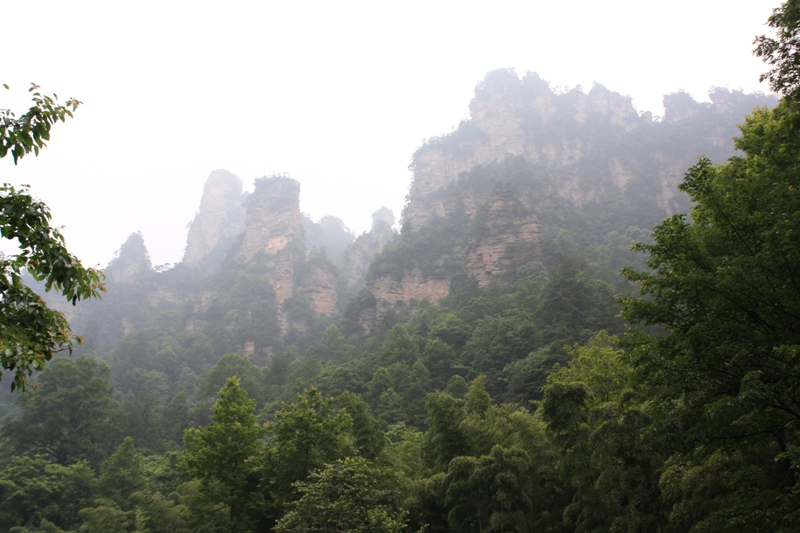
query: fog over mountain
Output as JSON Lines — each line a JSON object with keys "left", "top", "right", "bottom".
{"left": 3, "top": 2, "right": 799, "bottom": 530}
{"left": 0, "top": 0, "right": 776, "bottom": 266}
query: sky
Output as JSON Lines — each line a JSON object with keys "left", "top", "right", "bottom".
{"left": 1, "top": 0, "right": 780, "bottom": 267}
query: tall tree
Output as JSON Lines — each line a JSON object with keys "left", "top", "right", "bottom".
{"left": 621, "top": 8, "right": 800, "bottom": 523}
{"left": 274, "top": 457, "right": 407, "bottom": 533}
{"left": 182, "top": 377, "right": 265, "bottom": 532}
{"left": 1, "top": 357, "right": 124, "bottom": 467}
{"left": 265, "top": 387, "right": 352, "bottom": 497}
{"left": 97, "top": 437, "right": 146, "bottom": 510}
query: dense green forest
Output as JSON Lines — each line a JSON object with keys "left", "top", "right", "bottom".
{"left": 2, "top": 3, "right": 800, "bottom": 532}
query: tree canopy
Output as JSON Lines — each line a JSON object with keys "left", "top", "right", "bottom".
{"left": 620, "top": 65, "right": 800, "bottom": 533}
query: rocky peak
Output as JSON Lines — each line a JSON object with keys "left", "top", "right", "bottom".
{"left": 105, "top": 232, "right": 152, "bottom": 284}
{"left": 520, "top": 72, "right": 557, "bottom": 123}
{"left": 586, "top": 84, "right": 640, "bottom": 130}
{"left": 302, "top": 214, "right": 355, "bottom": 265}
{"left": 341, "top": 208, "right": 398, "bottom": 294}
{"left": 404, "top": 72, "right": 776, "bottom": 233}
{"left": 234, "top": 176, "right": 303, "bottom": 265}
{"left": 227, "top": 176, "right": 304, "bottom": 321}
{"left": 183, "top": 169, "right": 246, "bottom": 269}
{"left": 708, "top": 87, "right": 778, "bottom": 115}
{"left": 372, "top": 206, "right": 396, "bottom": 227}
{"left": 662, "top": 91, "right": 706, "bottom": 123}
{"left": 469, "top": 68, "right": 528, "bottom": 128}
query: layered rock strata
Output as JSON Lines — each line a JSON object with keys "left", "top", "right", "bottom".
{"left": 404, "top": 70, "right": 777, "bottom": 231}
{"left": 233, "top": 176, "right": 304, "bottom": 305}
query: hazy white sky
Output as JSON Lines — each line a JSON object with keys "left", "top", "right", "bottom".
{"left": 1, "top": 0, "right": 778, "bottom": 267}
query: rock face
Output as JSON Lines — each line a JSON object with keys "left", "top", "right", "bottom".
{"left": 464, "top": 188, "right": 542, "bottom": 288}
{"left": 302, "top": 214, "right": 355, "bottom": 266}
{"left": 370, "top": 269, "right": 451, "bottom": 308}
{"left": 60, "top": 71, "right": 779, "bottom": 349}
{"left": 341, "top": 209, "right": 397, "bottom": 294}
{"left": 105, "top": 232, "right": 153, "bottom": 284}
{"left": 364, "top": 70, "right": 777, "bottom": 311}
{"left": 233, "top": 176, "right": 304, "bottom": 305}
{"left": 404, "top": 70, "right": 777, "bottom": 231}
{"left": 305, "top": 264, "right": 339, "bottom": 317}
{"left": 183, "top": 170, "right": 247, "bottom": 269}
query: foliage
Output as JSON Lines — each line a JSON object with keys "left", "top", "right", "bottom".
{"left": 0, "top": 455, "right": 96, "bottom": 533}
{"left": 0, "top": 84, "right": 80, "bottom": 163}
{"left": 0, "top": 86, "right": 104, "bottom": 391}
{"left": 755, "top": 0, "right": 800, "bottom": 99}
{"left": 1, "top": 357, "right": 124, "bottom": 467}
{"left": 77, "top": 499, "right": 135, "bottom": 533}
{"left": 97, "top": 438, "right": 146, "bottom": 510}
{"left": 274, "top": 457, "right": 407, "bottom": 533}
{"left": 621, "top": 95, "right": 800, "bottom": 528}
{"left": 182, "top": 377, "right": 265, "bottom": 531}
{"left": 265, "top": 387, "right": 352, "bottom": 498}
{"left": 542, "top": 333, "right": 667, "bottom": 531}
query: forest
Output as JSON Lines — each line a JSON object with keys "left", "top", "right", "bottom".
{"left": 1, "top": 2, "right": 799, "bottom": 532}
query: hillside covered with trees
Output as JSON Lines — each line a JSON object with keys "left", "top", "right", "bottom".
{"left": 1, "top": 2, "right": 799, "bottom": 531}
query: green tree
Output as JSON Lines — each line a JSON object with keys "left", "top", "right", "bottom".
{"left": 0, "top": 455, "right": 96, "bottom": 533}
{"left": 128, "top": 491, "right": 190, "bottom": 533}
{"left": 422, "top": 392, "right": 467, "bottom": 471}
{"left": 755, "top": 0, "right": 800, "bottom": 99}
{"left": 182, "top": 377, "right": 265, "bottom": 532}
{"left": 274, "top": 457, "right": 407, "bottom": 533}
{"left": 196, "top": 353, "right": 264, "bottom": 405}
{"left": 265, "top": 387, "right": 352, "bottom": 497}
{"left": 97, "top": 438, "right": 145, "bottom": 510}
{"left": 443, "top": 446, "right": 535, "bottom": 533}
{"left": 160, "top": 391, "right": 191, "bottom": 446}
{"left": 1, "top": 357, "right": 124, "bottom": 467}
{"left": 337, "top": 391, "right": 387, "bottom": 461}
{"left": 0, "top": 84, "right": 104, "bottom": 391}
{"left": 621, "top": 94, "right": 800, "bottom": 528}
{"left": 8, "top": 519, "right": 68, "bottom": 533}
{"left": 541, "top": 333, "right": 667, "bottom": 532}
{"left": 320, "top": 324, "right": 349, "bottom": 365}
{"left": 77, "top": 500, "right": 134, "bottom": 533}
{"left": 378, "top": 324, "right": 419, "bottom": 366}
{"left": 422, "top": 338, "right": 459, "bottom": 389}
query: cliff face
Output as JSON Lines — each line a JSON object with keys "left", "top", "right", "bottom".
{"left": 106, "top": 232, "right": 153, "bottom": 284}
{"left": 183, "top": 170, "right": 246, "bottom": 270}
{"left": 369, "top": 269, "right": 451, "bottom": 308}
{"left": 233, "top": 176, "right": 304, "bottom": 305}
{"left": 365, "top": 181, "right": 543, "bottom": 313}
{"left": 404, "top": 70, "right": 776, "bottom": 231}
{"left": 366, "top": 70, "right": 777, "bottom": 311}
{"left": 302, "top": 214, "right": 355, "bottom": 266}
{"left": 464, "top": 188, "right": 542, "bottom": 288}
{"left": 305, "top": 264, "right": 339, "bottom": 317}
{"left": 63, "top": 71, "right": 778, "bottom": 350}
{"left": 341, "top": 210, "right": 397, "bottom": 294}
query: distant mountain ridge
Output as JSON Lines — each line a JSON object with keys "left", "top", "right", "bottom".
{"left": 363, "top": 69, "right": 777, "bottom": 323}
{"left": 56, "top": 70, "right": 776, "bottom": 355}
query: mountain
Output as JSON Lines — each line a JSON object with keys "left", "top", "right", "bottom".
{"left": 362, "top": 69, "right": 776, "bottom": 323}
{"left": 58, "top": 70, "right": 775, "bottom": 356}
